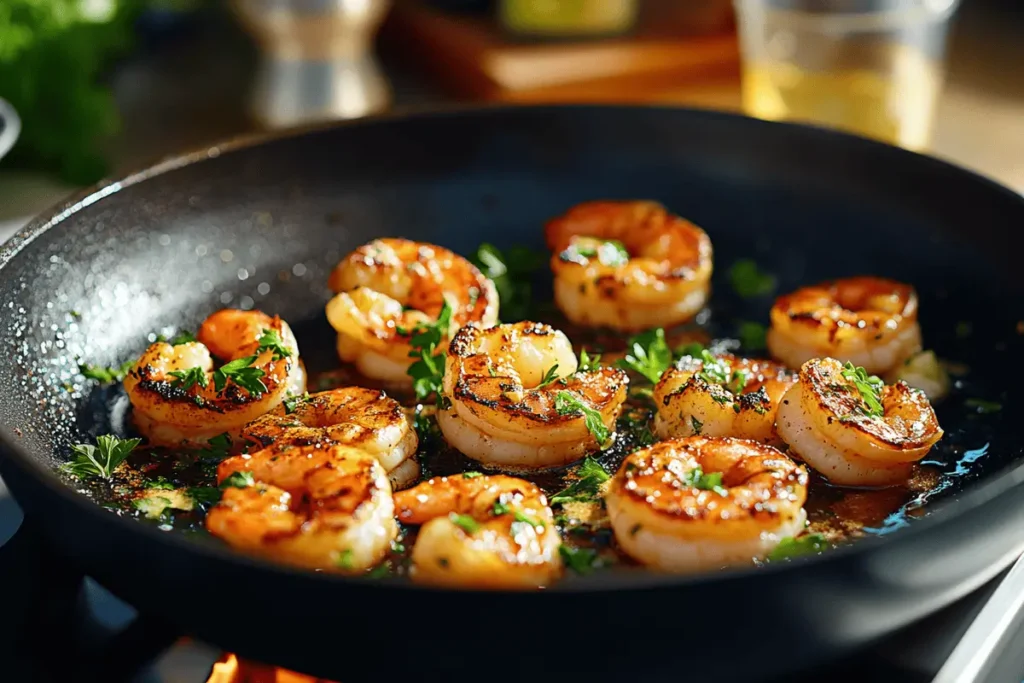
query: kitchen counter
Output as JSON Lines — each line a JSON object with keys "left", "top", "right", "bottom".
{"left": 0, "top": 0, "right": 1021, "bottom": 241}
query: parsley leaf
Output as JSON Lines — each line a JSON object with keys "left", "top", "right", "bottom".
{"left": 965, "top": 398, "right": 1002, "bottom": 414}
{"left": 767, "top": 533, "right": 830, "bottom": 561}
{"left": 367, "top": 562, "right": 392, "bottom": 579}
{"left": 577, "top": 349, "right": 602, "bottom": 372}
{"left": 133, "top": 496, "right": 173, "bottom": 520}
{"left": 696, "top": 350, "right": 731, "bottom": 385}
{"left": 449, "top": 513, "right": 481, "bottom": 534}
{"left": 169, "top": 330, "right": 197, "bottom": 346}
{"left": 221, "top": 471, "right": 255, "bottom": 489}
{"left": 79, "top": 360, "right": 133, "bottom": 384}
{"left": 537, "top": 364, "right": 560, "bottom": 388}
{"left": 729, "top": 259, "right": 777, "bottom": 298}
{"left": 168, "top": 366, "right": 208, "bottom": 391}
{"left": 683, "top": 465, "right": 727, "bottom": 495}
{"left": 675, "top": 342, "right": 706, "bottom": 358}
{"left": 555, "top": 391, "right": 611, "bottom": 447}
{"left": 199, "top": 433, "right": 232, "bottom": 461}
{"left": 737, "top": 321, "right": 767, "bottom": 350}
{"left": 256, "top": 328, "right": 292, "bottom": 361}
{"left": 472, "top": 243, "right": 547, "bottom": 322}
{"left": 550, "top": 457, "right": 611, "bottom": 504}
{"left": 559, "top": 546, "right": 603, "bottom": 575}
{"left": 283, "top": 392, "right": 311, "bottom": 414}
{"left": 462, "top": 472, "right": 483, "bottom": 479}
{"left": 690, "top": 416, "right": 703, "bottom": 434}
{"left": 617, "top": 328, "right": 673, "bottom": 383}
{"left": 402, "top": 300, "right": 454, "bottom": 406}
{"left": 566, "top": 239, "right": 630, "bottom": 267}
{"left": 336, "top": 549, "right": 355, "bottom": 570}
{"left": 61, "top": 435, "right": 141, "bottom": 479}
{"left": 213, "top": 356, "right": 267, "bottom": 395}
{"left": 841, "top": 362, "right": 885, "bottom": 418}
{"left": 187, "top": 486, "right": 222, "bottom": 506}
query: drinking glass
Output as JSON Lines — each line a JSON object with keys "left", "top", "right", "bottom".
{"left": 733, "top": 0, "right": 960, "bottom": 150}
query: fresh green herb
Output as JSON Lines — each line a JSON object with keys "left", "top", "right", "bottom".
{"left": 690, "top": 416, "right": 703, "bottom": 434}
{"left": 169, "top": 330, "right": 197, "bottom": 346}
{"left": 61, "top": 435, "right": 141, "bottom": 479}
{"left": 767, "top": 533, "right": 829, "bottom": 561}
{"left": 559, "top": 546, "right": 603, "bottom": 575}
{"left": 462, "top": 472, "right": 483, "bottom": 479}
{"left": 617, "top": 328, "right": 673, "bottom": 383}
{"left": 145, "top": 477, "right": 175, "bottom": 490}
{"left": 168, "top": 366, "right": 208, "bottom": 391}
{"left": 213, "top": 355, "right": 267, "bottom": 395}
{"left": 133, "top": 496, "right": 173, "bottom": 520}
{"left": 199, "top": 433, "right": 232, "bottom": 461}
{"left": 401, "top": 300, "right": 454, "bottom": 405}
{"left": 187, "top": 486, "right": 222, "bottom": 506}
{"left": 550, "top": 457, "right": 611, "bottom": 504}
{"left": 577, "top": 349, "right": 601, "bottom": 372}
{"left": 570, "top": 239, "right": 630, "bottom": 267}
{"left": 256, "top": 328, "right": 292, "bottom": 361}
{"left": 283, "top": 392, "right": 311, "bottom": 414}
{"left": 555, "top": 391, "right": 611, "bottom": 447}
{"left": 696, "top": 350, "right": 731, "bottom": 385}
{"left": 472, "top": 243, "right": 547, "bottom": 322}
{"left": 221, "top": 471, "right": 255, "bottom": 489}
{"left": 675, "top": 342, "right": 705, "bottom": 358}
{"left": 79, "top": 360, "right": 134, "bottom": 384}
{"left": 449, "top": 513, "right": 481, "bottom": 534}
{"left": 336, "top": 549, "right": 355, "bottom": 570}
{"left": 367, "top": 563, "right": 392, "bottom": 579}
{"left": 737, "top": 321, "right": 767, "bottom": 350}
{"left": 728, "top": 369, "right": 749, "bottom": 394}
{"left": 729, "top": 259, "right": 776, "bottom": 298}
{"left": 492, "top": 500, "right": 511, "bottom": 516}
{"left": 683, "top": 466, "right": 727, "bottom": 495}
{"left": 965, "top": 398, "right": 1002, "bottom": 414}
{"left": 841, "top": 362, "right": 885, "bottom": 418}
{"left": 537, "top": 364, "right": 560, "bottom": 388}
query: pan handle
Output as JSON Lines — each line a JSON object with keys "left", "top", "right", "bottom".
{"left": 0, "top": 97, "right": 21, "bottom": 161}
{"left": 931, "top": 553, "right": 1024, "bottom": 683}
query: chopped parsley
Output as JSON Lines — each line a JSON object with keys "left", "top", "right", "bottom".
{"left": 213, "top": 356, "right": 267, "bottom": 395}
{"left": 555, "top": 391, "right": 611, "bottom": 447}
{"left": 79, "top": 360, "right": 134, "bottom": 384}
{"left": 256, "top": 328, "right": 292, "bottom": 360}
{"left": 737, "top": 321, "right": 767, "bottom": 350}
{"left": 682, "top": 465, "right": 727, "bottom": 495}
{"left": 728, "top": 369, "right": 749, "bottom": 394}
{"left": 221, "top": 471, "right": 255, "bottom": 489}
{"left": 133, "top": 496, "right": 173, "bottom": 520}
{"left": 675, "top": 342, "right": 705, "bottom": 358}
{"left": 690, "top": 416, "right": 703, "bottom": 434}
{"left": 537, "top": 364, "right": 561, "bottom": 388}
{"left": 492, "top": 501, "right": 543, "bottom": 528}
{"left": 367, "top": 562, "right": 392, "bottom": 579}
{"left": 401, "top": 299, "right": 453, "bottom": 406}
{"left": 965, "top": 398, "right": 1002, "bottom": 414}
{"left": 617, "top": 327, "right": 673, "bottom": 383}
{"left": 559, "top": 546, "right": 603, "bottom": 575}
{"left": 145, "top": 476, "right": 175, "bottom": 490}
{"left": 841, "top": 362, "right": 885, "bottom": 418}
{"left": 767, "top": 533, "right": 829, "bottom": 561}
{"left": 729, "top": 259, "right": 776, "bottom": 298}
{"left": 696, "top": 350, "right": 731, "bottom": 385}
{"left": 577, "top": 349, "right": 602, "bottom": 372}
{"left": 187, "top": 486, "right": 223, "bottom": 506}
{"left": 283, "top": 392, "right": 311, "bottom": 414}
{"left": 550, "top": 457, "right": 610, "bottom": 504}
{"left": 449, "top": 513, "right": 481, "bottom": 534}
{"left": 199, "top": 433, "right": 232, "bottom": 461}
{"left": 61, "top": 435, "right": 141, "bottom": 479}
{"left": 472, "top": 243, "right": 547, "bottom": 322}
{"left": 568, "top": 239, "right": 630, "bottom": 267}
{"left": 168, "top": 365, "right": 208, "bottom": 391}
{"left": 336, "top": 549, "right": 355, "bottom": 570}
{"left": 462, "top": 471, "right": 483, "bottom": 479}
{"left": 169, "top": 330, "right": 197, "bottom": 345}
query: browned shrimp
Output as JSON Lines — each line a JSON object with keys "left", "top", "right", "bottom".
{"left": 123, "top": 309, "right": 305, "bottom": 448}
{"left": 545, "top": 201, "right": 713, "bottom": 331}
{"left": 438, "top": 322, "right": 629, "bottom": 469}
{"left": 206, "top": 443, "right": 396, "bottom": 572}
{"left": 767, "top": 276, "right": 922, "bottom": 375}
{"left": 241, "top": 387, "right": 419, "bottom": 489}
{"left": 653, "top": 351, "right": 796, "bottom": 444}
{"left": 394, "top": 474, "right": 562, "bottom": 589}
{"left": 776, "top": 357, "right": 943, "bottom": 486}
{"left": 605, "top": 437, "right": 809, "bottom": 572}
{"left": 325, "top": 238, "right": 498, "bottom": 383}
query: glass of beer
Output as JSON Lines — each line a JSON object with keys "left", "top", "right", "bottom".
{"left": 733, "top": 0, "right": 960, "bottom": 150}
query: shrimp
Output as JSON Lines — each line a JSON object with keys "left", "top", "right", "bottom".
{"left": 206, "top": 443, "right": 397, "bottom": 572}
{"left": 393, "top": 474, "right": 562, "bottom": 589}
{"left": 325, "top": 238, "right": 498, "bottom": 383}
{"left": 241, "top": 387, "right": 420, "bottom": 489}
{"left": 438, "top": 322, "right": 629, "bottom": 469}
{"left": 767, "top": 277, "right": 922, "bottom": 375}
{"left": 545, "top": 201, "right": 713, "bottom": 332}
{"left": 776, "top": 357, "right": 943, "bottom": 486}
{"left": 605, "top": 437, "right": 809, "bottom": 572}
{"left": 653, "top": 352, "right": 796, "bottom": 444}
{"left": 123, "top": 309, "right": 306, "bottom": 448}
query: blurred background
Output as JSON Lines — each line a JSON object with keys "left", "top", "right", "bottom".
{"left": 0, "top": 0, "right": 1021, "bottom": 239}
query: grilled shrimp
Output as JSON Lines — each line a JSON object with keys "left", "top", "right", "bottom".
{"left": 123, "top": 309, "right": 306, "bottom": 448}
{"left": 325, "top": 238, "right": 498, "bottom": 383}
{"left": 438, "top": 322, "right": 629, "bottom": 469}
{"left": 776, "top": 358, "right": 943, "bottom": 486}
{"left": 206, "top": 443, "right": 397, "bottom": 572}
{"left": 241, "top": 387, "right": 420, "bottom": 489}
{"left": 605, "top": 437, "right": 809, "bottom": 572}
{"left": 545, "top": 201, "right": 713, "bottom": 332}
{"left": 767, "top": 277, "right": 922, "bottom": 375}
{"left": 394, "top": 474, "right": 562, "bottom": 588}
{"left": 654, "top": 352, "right": 796, "bottom": 444}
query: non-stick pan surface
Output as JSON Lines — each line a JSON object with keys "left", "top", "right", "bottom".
{"left": 1, "top": 105, "right": 1023, "bottom": 682}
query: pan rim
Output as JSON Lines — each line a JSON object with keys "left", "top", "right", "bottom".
{"left": 1, "top": 102, "right": 1023, "bottom": 594}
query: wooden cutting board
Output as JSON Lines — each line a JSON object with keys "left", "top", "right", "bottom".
{"left": 380, "top": 0, "right": 742, "bottom": 105}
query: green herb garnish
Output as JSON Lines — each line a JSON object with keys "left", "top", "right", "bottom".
{"left": 617, "top": 327, "right": 673, "bottom": 383}
{"left": 462, "top": 472, "right": 483, "bottom": 479}
{"left": 169, "top": 330, "right": 197, "bottom": 346}
{"left": 555, "top": 391, "right": 611, "bottom": 447}
{"left": 133, "top": 496, "right": 173, "bottom": 520}
{"left": 767, "top": 533, "right": 829, "bottom": 561}
{"left": 696, "top": 350, "right": 731, "bottom": 385}
{"left": 221, "top": 471, "right": 255, "bottom": 489}
{"left": 401, "top": 300, "right": 453, "bottom": 406}
{"left": 550, "top": 457, "right": 611, "bottom": 504}
{"left": 729, "top": 259, "right": 776, "bottom": 298}
{"left": 559, "top": 546, "right": 603, "bottom": 575}
{"left": 256, "top": 328, "right": 292, "bottom": 361}
{"left": 577, "top": 349, "right": 601, "bottom": 372}
{"left": 168, "top": 366, "right": 209, "bottom": 391}
{"left": 570, "top": 239, "right": 630, "bottom": 267}
{"left": 690, "top": 416, "right": 703, "bottom": 434}
{"left": 841, "top": 362, "right": 885, "bottom": 418}
{"left": 682, "top": 465, "right": 727, "bottom": 495}
{"left": 336, "top": 549, "right": 355, "bottom": 570}
{"left": 675, "top": 342, "right": 705, "bottom": 358}
{"left": 472, "top": 243, "right": 547, "bottom": 322}
{"left": 61, "top": 435, "right": 141, "bottom": 479}
{"left": 283, "top": 392, "right": 311, "bottom": 414}
{"left": 213, "top": 356, "right": 267, "bottom": 395}
{"left": 965, "top": 398, "right": 1002, "bottom": 414}
{"left": 449, "top": 513, "right": 481, "bottom": 534}
{"left": 187, "top": 486, "right": 223, "bottom": 506}
{"left": 367, "top": 563, "right": 392, "bottom": 579}
{"left": 79, "top": 360, "right": 134, "bottom": 384}
{"left": 537, "top": 364, "right": 560, "bottom": 388}
{"left": 737, "top": 321, "right": 767, "bottom": 350}
{"left": 199, "top": 433, "right": 232, "bottom": 461}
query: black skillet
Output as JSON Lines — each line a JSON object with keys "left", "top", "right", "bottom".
{"left": 1, "top": 105, "right": 1023, "bottom": 682}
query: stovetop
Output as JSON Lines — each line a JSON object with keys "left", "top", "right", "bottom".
{"left": 0, "top": 473, "right": 1021, "bottom": 683}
